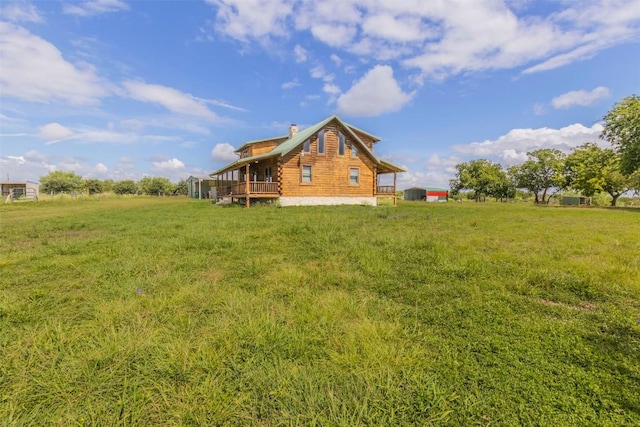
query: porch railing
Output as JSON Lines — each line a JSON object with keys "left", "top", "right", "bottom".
{"left": 376, "top": 185, "right": 396, "bottom": 194}
{"left": 217, "top": 181, "right": 278, "bottom": 197}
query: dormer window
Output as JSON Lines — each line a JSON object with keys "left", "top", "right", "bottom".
{"left": 338, "top": 131, "right": 345, "bottom": 156}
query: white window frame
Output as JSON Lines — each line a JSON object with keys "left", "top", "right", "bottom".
{"left": 301, "top": 165, "right": 312, "bottom": 183}
{"left": 349, "top": 167, "right": 359, "bottom": 185}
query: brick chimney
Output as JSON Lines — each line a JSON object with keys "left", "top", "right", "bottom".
{"left": 289, "top": 124, "right": 298, "bottom": 138}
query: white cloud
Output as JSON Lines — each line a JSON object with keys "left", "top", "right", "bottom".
{"left": 337, "top": 65, "right": 414, "bottom": 117}
{"left": 95, "top": 162, "right": 109, "bottom": 173}
{"left": 322, "top": 83, "right": 341, "bottom": 95}
{"left": 38, "top": 122, "right": 179, "bottom": 145}
{"left": 205, "top": 0, "right": 294, "bottom": 42}
{"left": 152, "top": 158, "right": 185, "bottom": 171}
{"left": 122, "top": 80, "right": 219, "bottom": 121}
{"left": 551, "top": 86, "right": 611, "bottom": 109}
{"left": 533, "top": 103, "right": 546, "bottom": 116}
{"left": 63, "top": 0, "right": 129, "bottom": 17}
{"left": 310, "top": 23, "right": 357, "bottom": 47}
{"left": 0, "top": 150, "right": 55, "bottom": 181}
{"left": 39, "top": 123, "right": 75, "bottom": 142}
{"left": 454, "top": 123, "right": 605, "bottom": 166}
{"left": 0, "top": 23, "right": 110, "bottom": 106}
{"left": 1, "top": 1, "right": 43, "bottom": 23}
{"left": 211, "top": 143, "right": 238, "bottom": 162}
{"left": 281, "top": 79, "right": 301, "bottom": 89}
{"left": 293, "top": 44, "right": 307, "bottom": 62}
{"left": 330, "top": 54, "right": 342, "bottom": 67}
{"left": 206, "top": 0, "right": 640, "bottom": 79}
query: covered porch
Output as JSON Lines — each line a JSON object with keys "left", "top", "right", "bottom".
{"left": 211, "top": 157, "right": 279, "bottom": 207}
{"left": 375, "top": 160, "right": 403, "bottom": 206}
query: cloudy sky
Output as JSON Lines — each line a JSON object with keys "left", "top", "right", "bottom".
{"left": 1, "top": 0, "right": 639, "bottom": 187}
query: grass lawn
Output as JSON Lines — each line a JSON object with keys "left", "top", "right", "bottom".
{"left": 1, "top": 197, "right": 639, "bottom": 426}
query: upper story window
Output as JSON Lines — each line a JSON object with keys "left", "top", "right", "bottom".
{"left": 242, "top": 149, "right": 248, "bottom": 158}
{"left": 338, "top": 131, "right": 345, "bottom": 156}
{"left": 303, "top": 139, "right": 310, "bottom": 153}
{"left": 351, "top": 144, "right": 358, "bottom": 157}
{"left": 317, "top": 130, "right": 325, "bottom": 154}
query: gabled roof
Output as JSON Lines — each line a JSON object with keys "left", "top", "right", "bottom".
{"left": 234, "top": 135, "right": 288, "bottom": 153}
{"left": 210, "top": 115, "right": 405, "bottom": 176}
{"left": 343, "top": 121, "right": 381, "bottom": 143}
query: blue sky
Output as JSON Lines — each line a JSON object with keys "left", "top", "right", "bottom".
{"left": 1, "top": 0, "right": 639, "bottom": 188}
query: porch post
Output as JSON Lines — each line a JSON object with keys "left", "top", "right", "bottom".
{"left": 393, "top": 172, "right": 397, "bottom": 206}
{"left": 245, "top": 163, "right": 250, "bottom": 208}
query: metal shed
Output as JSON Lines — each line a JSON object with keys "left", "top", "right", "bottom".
{"left": 561, "top": 196, "right": 590, "bottom": 206}
{"left": 187, "top": 176, "right": 216, "bottom": 199}
{"left": 425, "top": 187, "right": 449, "bottom": 202}
{"left": 1, "top": 181, "right": 40, "bottom": 202}
{"left": 404, "top": 187, "right": 426, "bottom": 200}
{"left": 404, "top": 187, "right": 449, "bottom": 202}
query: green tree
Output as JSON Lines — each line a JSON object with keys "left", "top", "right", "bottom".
{"left": 113, "top": 180, "right": 137, "bottom": 195}
{"left": 601, "top": 94, "right": 640, "bottom": 175}
{"left": 139, "top": 177, "right": 174, "bottom": 195}
{"left": 83, "top": 179, "right": 103, "bottom": 195}
{"left": 565, "top": 143, "right": 636, "bottom": 207}
{"left": 102, "top": 179, "right": 114, "bottom": 192}
{"left": 40, "top": 171, "right": 83, "bottom": 194}
{"left": 450, "top": 159, "right": 508, "bottom": 202}
{"left": 508, "top": 149, "right": 566, "bottom": 204}
{"left": 174, "top": 179, "right": 188, "bottom": 196}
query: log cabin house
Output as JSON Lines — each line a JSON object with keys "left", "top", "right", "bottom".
{"left": 210, "top": 115, "right": 404, "bottom": 207}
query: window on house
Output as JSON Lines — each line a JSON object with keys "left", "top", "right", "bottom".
{"left": 301, "top": 165, "right": 312, "bottom": 183}
{"left": 349, "top": 168, "right": 359, "bottom": 185}
{"left": 351, "top": 144, "right": 358, "bottom": 157}
{"left": 317, "top": 130, "right": 325, "bottom": 154}
{"left": 242, "top": 149, "right": 248, "bottom": 158}
{"left": 339, "top": 132, "right": 345, "bottom": 156}
{"left": 264, "top": 167, "right": 272, "bottom": 182}
{"left": 303, "top": 139, "right": 310, "bottom": 153}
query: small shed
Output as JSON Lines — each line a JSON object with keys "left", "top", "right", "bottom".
{"left": 561, "top": 196, "right": 590, "bottom": 206}
{"left": 426, "top": 187, "right": 448, "bottom": 202}
{"left": 404, "top": 187, "right": 449, "bottom": 202}
{"left": 187, "top": 176, "right": 216, "bottom": 199}
{"left": 1, "top": 181, "right": 39, "bottom": 201}
{"left": 404, "top": 187, "right": 426, "bottom": 200}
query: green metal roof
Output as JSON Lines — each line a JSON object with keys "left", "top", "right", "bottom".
{"left": 210, "top": 115, "right": 405, "bottom": 176}
{"left": 235, "top": 134, "right": 288, "bottom": 153}
{"left": 342, "top": 120, "right": 381, "bottom": 142}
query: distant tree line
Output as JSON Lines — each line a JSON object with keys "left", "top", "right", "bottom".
{"left": 39, "top": 172, "right": 189, "bottom": 196}
{"left": 450, "top": 95, "right": 640, "bottom": 207}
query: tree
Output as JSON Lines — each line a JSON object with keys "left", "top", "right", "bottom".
{"left": 601, "top": 94, "right": 640, "bottom": 175}
{"left": 113, "top": 180, "right": 137, "bottom": 195}
{"left": 174, "top": 179, "right": 188, "bottom": 196}
{"left": 450, "top": 159, "right": 509, "bottom": 201}
{"left": 102, "top": 179, "right": 114, "bottom": 192}
{"left": 508, "top": 149, "right": 566, "bottom": 204}
{"left": 565, "top": 143, "right": 635, "bottom": 207}
{"left": 83, "top": 178, "right": 103, "bottom": 195}
{"left": 40, "top": 171, "right": 83, "bottom": 194}
{"left": 139, "top": 177, "right": 174, "bottom": 195}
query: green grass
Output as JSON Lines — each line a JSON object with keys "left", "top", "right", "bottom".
{"left": 1, "top": 198, "right": 639, "bottom": 426}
